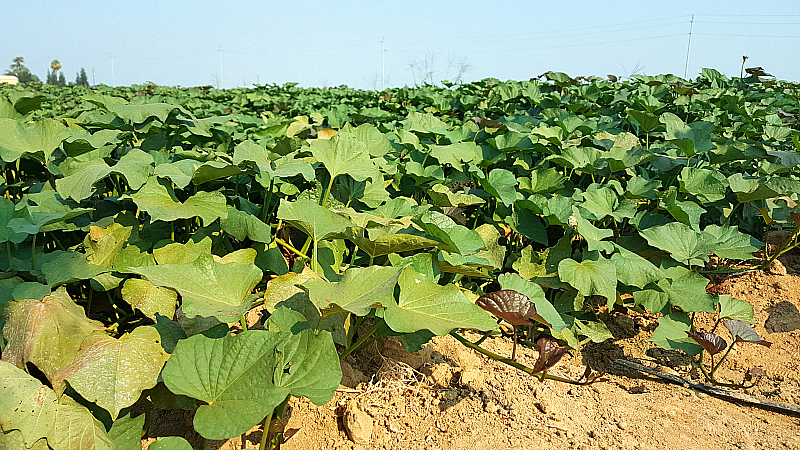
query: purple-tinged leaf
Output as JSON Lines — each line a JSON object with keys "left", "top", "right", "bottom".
{"left": 532, "top": 338, "right": 568, "bottom": 374}
{"left": 475, "top": 289, "right": 550, "bottom": 327}
{"left": 686, "top": 331, "right": 727, "bottom": 355}
{"left": 723, "top": 320, "right": 773, "bottom": 347}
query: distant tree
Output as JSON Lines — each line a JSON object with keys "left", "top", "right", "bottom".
{"left": 57, "top": 72, "right": 66, "bottom": 86}
{"left": 5, "top": 57, "right": 40, "bottom": 84}
{"left": 46, "top": 70, "right": 57, "bottom": 85}
{"left": 75, "top": 68, "right": 89, "bottom": 86}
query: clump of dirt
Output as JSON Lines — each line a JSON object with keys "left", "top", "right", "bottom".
{"left": 143, "top": 257, "right": 800, "bottom": 450}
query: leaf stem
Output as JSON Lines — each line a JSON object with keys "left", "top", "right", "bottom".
{"left": 261, "top": 178, "right": 275, "bottom": 223}
{"left": 340, "top": 320, "right": 381, "bottom": 360}
{"left": 448, "top": 330, "right": 593, "bottom": 385}
{"left": 259, "top": 409, "right": 274, "bottom": 450}
{"left": 274, "top": 237, "right": 307, "bottom": 259}
{"left": 321, "top": 174, "right": 336, "bottom": 208}
{"left": 29, "top": 233, "right": 39, "bottom": 270}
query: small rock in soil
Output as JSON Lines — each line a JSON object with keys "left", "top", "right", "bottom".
{"left": 427, "top": 363, "right": 453, "bottom": 387}
{"left": 766, "top": 259, "right": 788, "bottom": 276}
{"left": 459, "top": 368, "right": 484, "bottom": 390}
{"left": 343, "top": 400, "right": 372, "bottom": 445}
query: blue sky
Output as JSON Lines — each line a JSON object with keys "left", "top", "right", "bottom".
{"left": 3, "top": 0, "right": 800, "bottom": 88}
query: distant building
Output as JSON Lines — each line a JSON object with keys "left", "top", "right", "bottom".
{"left": 0, "top": 75, "right": 19, "bottom": 85}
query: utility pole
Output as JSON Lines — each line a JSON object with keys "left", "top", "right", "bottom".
{"left": 218, "top": 46, "right": 224, "bottom": 89}
{"left": 684, "top": 14, "right": 694, "bottom": 80}
{"left": 381, "top": 37, "right": 385, "bottom": 90}
{"left": 111, "top": 54, "right": 115, "bottom": 85}
{"left": 92, "top": 68, "right": 95, "bottom": 86}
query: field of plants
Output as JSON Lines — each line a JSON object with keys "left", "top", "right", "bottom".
{"left": 1, "top": 69, "right": 799, "bottom": 450}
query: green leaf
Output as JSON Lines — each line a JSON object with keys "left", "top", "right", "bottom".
{"left": 639, "top": 222, "right": 711, "bottom": 265}
{"left": 610, "top": 244, "right": 665, "bottom": 289}
{"left": 149, "top": 437, "right": 193, "bottom": 450}
{"left": 509, "top": 207, "right": 548, "bottom": 246}
{"left": 571, "top": 206, "right": 614, "bottom": 253}
{"left": 121, "top": 278, "right": 178, "bottom": 320}
{"left": 153, "top": 237, "right": 212, "bottom": 265}
{"left": 659, "top": 266, "right": 717, "bottom": 313}
{"left": 162, "top": 315, "right": 341, "bottom": 440}
{"left": 384, "top": 269, "right": 498, "bottom": 335}
{"left": 518, "top": 168, "right": 565, "bottom": 194}
{"left": 220, "top": 205, "right": 273, "bottom": 243}
{"left": 0, "top": 118, "right": 69, "bottom": 163}
{"left": 702, "top": 224, "right": 762, "bottom": 260}
{"left": 52, "top": 326, "right": 168, "bottom": 419}
{"left": 574, "top": 320, "right": 614, "bottom": 343}
{"left": 41, "top": 250, "right": 110, "bottom": 287}
{"left": 310, "top": 125, "right": 377, "bottom": 182}
{"left": 127, "top": 177, "right": 227, "bottom": 224}
{"left": 406, "top": 111, "right": 449, "bottom": 134}
{"left": 473, "top": 223, "right": 506, "bottom": 270}
{"left": 85, "top": 223, "right": 133, "bottom": 267}
{"left": 679, "top": 167, "right": 729, "bottom": 203}
{"left": 431, "top": 142, "right": 481, "bottom": 168}
{"left": 107, "top": 102, "right": 182, "bottom": 124}
{"left": 497, "top": 273, "right": 566, "bottom": 331}
{"left": 56, "top": 149, "right": 153, "bottom": 201}
{"left": 428, "top": 184, "right": 485, "bottom": 207}
{"left": 661, "top": 112, "right": 714, "bottom": 157}
{"left": 342, "top": 227, "right": 439, "bottom": 259}
{"left": 649, "top": 312, "right": 703, "bottom": 355}
{"left": 558, "top": 257, "right": 617, "bottom": 307}
{"left": 304, "top": 265, "right": 401, "bottom": 316}
{"left": 2, "top": 287, "right": 105, "bottom": 383}
{"left": 578, "top": 185, "right": 637, "bottom": 222}
{"left": 0, "top": 197, "right": 26, "bottom": 244}
{"left": 108, "top": 412, "right": 146, "bottom": 450}
{"left": 277, "top": 198, "right": 354, "bottom": 273}
{"left": 0, "top": 360, "right": 114, "bottom": 450}
{"left": 663, "top": 188, "right": 705, "bottom": 231}
{"left": 412, "top": 210, "right": 484, "bottom": 255}
{"left": 130, "top": 253, "right": 263, "bottom": 323}
{"left": 626, "top": 109, "right": 660, "bottom": 132}
{"left": 718, "top": 294, "right": 754, "bottom": 323}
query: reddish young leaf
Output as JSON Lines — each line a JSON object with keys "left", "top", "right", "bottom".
{"left": 475, "top": 289, "right": 549, "bottom": 327}
{"left": 723, "top": 320, "right": 772, "bottom": 347}
{"left": 532, "top": 338, "right": 568, "bottom": 374}
{"left": 686, "top": 331, "right": 727, "bottom": 355}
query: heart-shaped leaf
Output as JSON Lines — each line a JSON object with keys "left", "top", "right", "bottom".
{"left": 162, "top": 308, "right": 340, "bottom": 440}
{"left": 130, "top": 253, "right": 263, "bottom": 322}
{"left": 532, "top": 338, "right": 568, "bottom": 374}
{"left": 1, "top": 287, "right": 105, "bottom": 384}
{"left": 303, "top": 265, "right": 401, "bottom": 316}
{"left": 686, "top": 331, "right": 727, "bottom": 355}
{"left": 384, "top": 269, "right": 498, "bottom": 335}
{"left": 723, "top": 320, "right": 772, "bottom": 347}
{"left": 476, "top": 289, "right": 546, "bottom": 327}
{"left": 0, "top": 360, "right": 114, "bottom": 450}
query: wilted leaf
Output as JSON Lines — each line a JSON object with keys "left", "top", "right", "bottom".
{"left": 1, "top": 287, "right": 105, "bottom": 383}
{"left": 0, "top": 360, "right": 114, "bottom": 450}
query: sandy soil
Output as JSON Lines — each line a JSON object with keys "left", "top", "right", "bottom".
{"left": 142, "top": 255, "right": 800, "bottom": 450}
